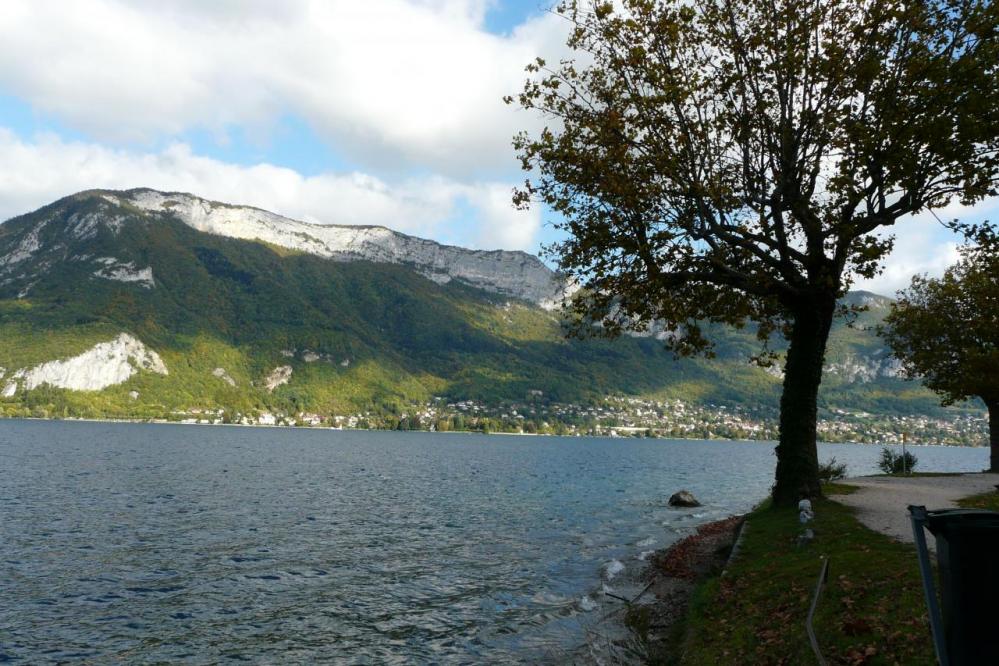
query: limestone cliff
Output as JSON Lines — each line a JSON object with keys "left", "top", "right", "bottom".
{"left": 2, "top": 333, "right": 167, "bottom": 394}
{"left": 118, "top": 189, "right": 571, "bottom": 308}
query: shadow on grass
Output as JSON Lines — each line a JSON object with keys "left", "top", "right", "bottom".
{"left": 957, "top": 489, "right": 999, "bottom": 511}
{"left": 674, "top": 498, "right": 934, "bottom": 665}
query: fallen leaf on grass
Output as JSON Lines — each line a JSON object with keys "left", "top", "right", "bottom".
{"left": 841, "top": 617, "right": 872, "bottom": 636}
{"left": 845, "top": 645, "right": 878, "bottom": 665}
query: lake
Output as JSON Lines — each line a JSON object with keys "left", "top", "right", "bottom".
{"left": 0, "top": 420, "right": 988, "bottom": 663}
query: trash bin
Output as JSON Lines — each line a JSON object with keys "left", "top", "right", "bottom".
{"left": 911, "top": 507, "right": 999, "bottom": 665}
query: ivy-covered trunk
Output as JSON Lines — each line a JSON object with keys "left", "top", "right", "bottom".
{"left": 987, "top": 399, "right": 999, "bottom": 473}
{"left": 772, "top": 296, "right": 836, "bottom": 506}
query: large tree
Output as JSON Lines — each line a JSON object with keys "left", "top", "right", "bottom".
{"left": 508, "top": 0, "right": 999, "bottom": 504}
{"left": 882, "top": 227, "right": 999, "bottom": 471}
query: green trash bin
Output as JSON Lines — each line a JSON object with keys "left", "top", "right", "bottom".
{"left": 923, "top": 508, "right": 999, "bottom": 665}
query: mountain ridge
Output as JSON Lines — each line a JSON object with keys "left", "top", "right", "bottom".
{"left": 0, "top": 189, "right": 982, "bottom": 439}
{"left": 25, "top": 188, "right": 573, "bottom": 309}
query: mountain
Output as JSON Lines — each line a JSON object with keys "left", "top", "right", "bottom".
{"left": 0, "top": 189, "right": 976, "bottom": 431}
{"left": 1, "top": 188, "right": 570, "bottom": 308}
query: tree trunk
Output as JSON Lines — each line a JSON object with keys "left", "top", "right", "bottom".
{"left": 772, "top": 295, "right": 837, "bottom": 506}
{"left": 987, "top": 399, "right": 999, "bottom": 473}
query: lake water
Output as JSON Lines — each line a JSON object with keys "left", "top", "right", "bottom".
{"left": 0, "top": 420, "right": 988, "bottom": 663}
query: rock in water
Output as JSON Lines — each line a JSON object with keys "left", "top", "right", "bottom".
{"left": 669, "top": 490, "right": 702, "bottom": 507}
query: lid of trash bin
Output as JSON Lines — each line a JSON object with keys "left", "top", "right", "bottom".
{"left": 925, "top": 509, "right": 999, "bottom": 536}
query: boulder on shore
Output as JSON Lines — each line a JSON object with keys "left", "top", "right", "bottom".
{"left": 669, "top": 490, "right": 702, "bottom": 507}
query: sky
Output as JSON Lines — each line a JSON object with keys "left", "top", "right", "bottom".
{"left": 0, "top": 0, "right": 993, "bottom": 296}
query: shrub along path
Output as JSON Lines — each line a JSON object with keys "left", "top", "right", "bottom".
{"left": 832, "top": 473, "right": 999, "bottom": 548}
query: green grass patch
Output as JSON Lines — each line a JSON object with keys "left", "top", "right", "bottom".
{"left": 679, "top": 498, "right": 933, "bottom": 664}
{"left": 957, "top": 489, "right": 999, "bottom": 511}
{"left": 822, "top": 482, "right": 860, "bottom": 495}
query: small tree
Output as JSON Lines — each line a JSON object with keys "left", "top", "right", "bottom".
{"left": 509, "top": 0, "right": 999, "bottom": 504}
{"left": 882, "top": 228, "right": 999, "bottom": 471}
{"left": 817, "top": 457, "right": 848, "bottom": 483}
{"left": 878, "top": 447, "right": 918, "bottom": 475}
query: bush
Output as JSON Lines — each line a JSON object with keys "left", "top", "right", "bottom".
{"left": 878, "top": 447, "right": 918, "bottom": 475}
{"left": 818, "top": 457, "right": 847, "bottom": 482}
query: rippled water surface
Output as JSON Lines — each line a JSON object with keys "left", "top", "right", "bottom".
{"left": 0, "top": 420, "right": 988, "bottom": 663}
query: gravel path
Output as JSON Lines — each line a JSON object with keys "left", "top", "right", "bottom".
{"left": 832, "top": 473, "right": 999, "bottom": 547}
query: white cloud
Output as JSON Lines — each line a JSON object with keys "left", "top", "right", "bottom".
{"left": 0, "top": 0, "right": 566, "bottom": 176}
{"left": 465, "top": 183, "right": 541, "bottom": 249}
{"left": 0, "top": 129, "right": 540, "bottom": 250}
{"left": 4, "top": 0, "right": 991, "bottom": 281}
{"left": 851, "top": 198, "right": 999, "bottom": 296}
{"left": 3, "top": 124, "right": 984, "bottom": 283}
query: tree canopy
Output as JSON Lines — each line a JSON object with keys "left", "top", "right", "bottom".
{"left": 882, "top": 226, "right": 999, "bottom": 470}
{"left": 509, "top": 0, "right": 999, "bottom": 502}
{"left": 883, "top": 227, "right": 999, "bottom": 405}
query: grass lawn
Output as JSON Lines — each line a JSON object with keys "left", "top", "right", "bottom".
{"left": 957, "top": 489, "right": 999, "bottom": 510}
{"left": 677, "top": 495, "right": 934, "bottom": 665}
{"left": 823, "top": 482, "right": 860, "bottom": 495}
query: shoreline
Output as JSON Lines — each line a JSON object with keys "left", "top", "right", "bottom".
{"left": 629, "top": 514, "right": 747, "bottom": 660}
{"left": 0, "top": 415, "right": 980, "bottom": 448}
{"left": 0, "top": 414, "right": 776, "bottom": 440}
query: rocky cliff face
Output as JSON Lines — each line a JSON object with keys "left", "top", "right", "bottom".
{"left": 111, "top": 189, "right": 569, "bottom": 308}
{"left": 0, "top": 188, "right": 571, "bottom": 308}
{"left": 824, "top": 352, "right": 904, "bottom": 383}
{"left": 2, "top": 333, "right": 167, "bottom": 395}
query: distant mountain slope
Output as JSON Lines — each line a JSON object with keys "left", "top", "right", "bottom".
{"left": 0, "top": 189, "right": 971, "bottom": 425}
{"left": 50, "top": 188, "right": 570, "bottom": 308}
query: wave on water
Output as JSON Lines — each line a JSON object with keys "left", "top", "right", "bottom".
{"left": 603, "top": 559, "right": 626, "bottom": 580}
{"left": 1, "top": 421, "right": 988, "bottom": 664}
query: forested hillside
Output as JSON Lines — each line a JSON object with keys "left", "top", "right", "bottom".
{"left": 0, "top": 190, "right": 975, "bottom": 430}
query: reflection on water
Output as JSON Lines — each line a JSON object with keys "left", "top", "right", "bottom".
{"left": 0, "top": 420, "right": 987, "bottom": 662}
